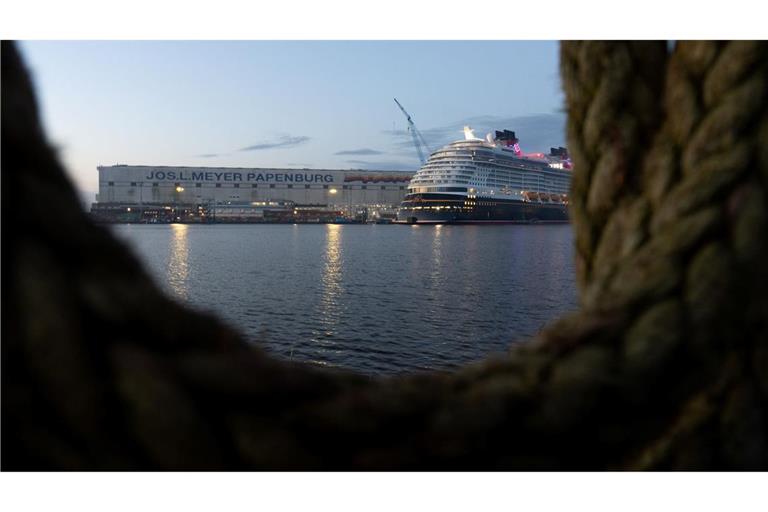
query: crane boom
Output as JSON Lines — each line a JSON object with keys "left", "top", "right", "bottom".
{"left": 394, "top": 98, "right": 431, "bottom": 165}
{"left": 393, "top": 97, "right": 413, "bottom": 124}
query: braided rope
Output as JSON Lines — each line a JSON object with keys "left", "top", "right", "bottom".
{"left": 3, "top": 41, "right": 767, "bottom": 470}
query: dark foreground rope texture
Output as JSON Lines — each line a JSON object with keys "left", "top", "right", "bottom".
{"left": 2, "top": 41, "right": 767, "bottom": 470}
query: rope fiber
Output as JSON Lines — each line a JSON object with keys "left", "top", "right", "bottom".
{"left": 2, "top": 40, "right": 767, "bottom": 469}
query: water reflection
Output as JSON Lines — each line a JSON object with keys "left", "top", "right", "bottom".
{"left": 167, "top": 223, "right": 189, "bottom": 300}
{"left": 428, "top": 225, "right": 444, "bottom": 304}
{"left": 316, "top": 224, "right": 343, "bottom": 341}
{"left": 114, "top": 223, "right": 577, "bottom": 375}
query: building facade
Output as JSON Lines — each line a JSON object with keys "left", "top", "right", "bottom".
{"left": 95, "top": 165, "right": 413, "bottom": 209}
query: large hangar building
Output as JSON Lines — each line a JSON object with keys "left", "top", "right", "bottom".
{"left": 92, "top": 165, "right": 414, "bottom": 222}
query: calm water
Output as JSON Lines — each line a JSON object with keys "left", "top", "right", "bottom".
{"left": 112, "top": 224, "right": 577, "bottom": 375}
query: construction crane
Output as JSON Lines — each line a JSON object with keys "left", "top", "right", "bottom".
{"left": 394, "top": 98, "right": 432, "bottom": 165}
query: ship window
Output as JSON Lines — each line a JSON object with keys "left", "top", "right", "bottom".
{"left": 305, "top": 185, "right": 310, "bottom": 189}
{"left": 215, "top": 183, "right": 221, "bottom": 188}
{"left": 252, "top": 184, "right": 258, "bottom": 188}
{"left": 270, "top": 184, "right": 275, "bottom": 189}
{"left": 108, "top": 181, "right": 114, "bottom": 186}
{"left": 130, "top": 182, "right": 137, "bottom": 186}
{"left": 381, "top": 186, "right": 386, "bottom": 190}
{"left": 343, "top": 185, "right": 349, "bottom": 190}
{"left": 234, "top": 184, "right": 240, "bottom": 188}
{"left": 287, "top": 184, "right": 293, "bottom": 189}
{"left": 323, "top": 185, "right": 329, "bottom": 189}
{"left": 152, "top": 183, "right": 158, "bottom": 187}
{"left": 399, "top": 186, "right": 405, "bottom": 190}
{"left": 195, "top": 183, "right": 202, "bottom": 188}
{"left": 361, "top": 185, "right": 367, "bottom": 190}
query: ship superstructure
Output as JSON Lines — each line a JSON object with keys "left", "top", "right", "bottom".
{"left": 397, "top": 127, "right": 572, "bottom": 223}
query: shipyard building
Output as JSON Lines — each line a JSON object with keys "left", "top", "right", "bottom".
{"left": 91, "top": 165, "right": 414, "bottom": 223}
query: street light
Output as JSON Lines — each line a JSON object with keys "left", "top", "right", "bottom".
{"left": 173, "top": 186, "right": 185, "bottom": 222}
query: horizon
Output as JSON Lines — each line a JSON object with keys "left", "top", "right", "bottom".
{"left": 20, "top": 40, "right": 566, "bottom": 204}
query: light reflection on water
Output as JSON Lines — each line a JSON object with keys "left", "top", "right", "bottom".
{"left": 427, "top": 224, "right": 444, "bottom": 314}
{"left": 314, "top": 224, "right": 343, "bottom": 347}
{"left": 167, "top": 223, "right": 189, "bottom": 300}
{"left": 113, "top": 224, "right": 578, "bottom": 375}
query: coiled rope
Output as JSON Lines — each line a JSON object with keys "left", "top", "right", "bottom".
{"left": 2, "top": 41, "right": 766, "bottom": 469}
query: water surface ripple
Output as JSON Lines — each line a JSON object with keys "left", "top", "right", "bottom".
{"left": 112, "top": 224, "right": 577, "bottom": 375}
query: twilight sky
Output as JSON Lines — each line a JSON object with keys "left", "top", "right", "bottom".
{"left": 19, "top": 41, "right": 565, "bottom": 199}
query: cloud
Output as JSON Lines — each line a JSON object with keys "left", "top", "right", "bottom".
{"left": 388, "top": 113, "right": 566, "bottom": 160}
{"left": 239, "top": 135, "right": 310, "bottom": 152}
{"left": 192, "top": 134, "right": 310, "bottom": 160}
{"left": 334, "top": 148, "right": 384, "bottom": 156}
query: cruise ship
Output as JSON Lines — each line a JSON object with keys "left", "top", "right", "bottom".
{"left": 397, "top": 127, "right": 572, "bottom": 223}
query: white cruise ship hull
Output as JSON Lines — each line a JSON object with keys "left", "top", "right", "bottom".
{"left": 397, "top": 127, "right": 573, "bottom": 224}
{"left": 396, "top": 193, "right": 569, "bottom": 224}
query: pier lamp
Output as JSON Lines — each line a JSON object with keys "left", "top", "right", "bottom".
{"left": 329, "top": 188, "right": 338, "bottom": 194}
{"left": 172, "top": 186, "right": 184, "bottom": 222}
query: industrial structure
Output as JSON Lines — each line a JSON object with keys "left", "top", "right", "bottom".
{"left": 393, "top": 98, "right": 432, "bottom": 165}
{"left": 90, "top": 165, "right": 413, "bottom": 223}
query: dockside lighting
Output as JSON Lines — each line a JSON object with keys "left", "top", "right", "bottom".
{"left": 329, "top": 188, "right": 338, "bottom": 194}
{"left": 176, "top": 186, "right": 184, "bottom": 192}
